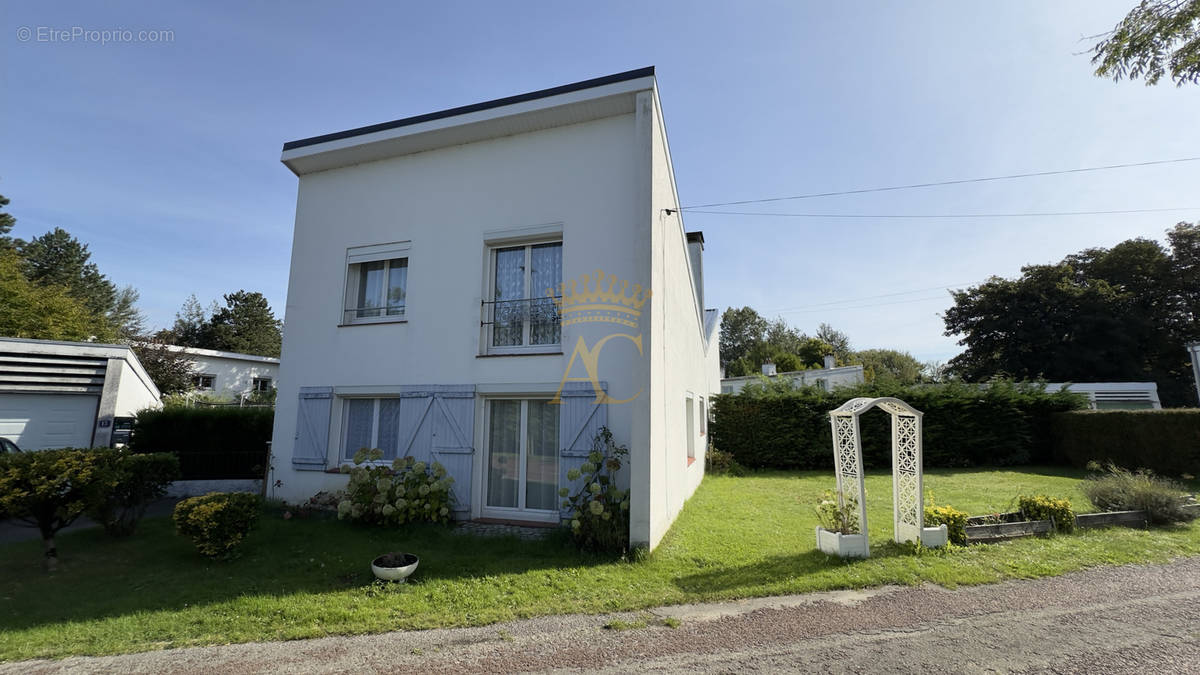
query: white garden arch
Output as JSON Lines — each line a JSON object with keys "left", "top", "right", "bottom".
{"left": 829, "top": 397, "right": 947, "bottom": 550}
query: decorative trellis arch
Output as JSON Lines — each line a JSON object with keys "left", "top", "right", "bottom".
{"left": 829, "top": 397, "right": 946, "bottom": 549}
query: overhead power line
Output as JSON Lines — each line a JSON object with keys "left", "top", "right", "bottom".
{"left": 684, "top": 206, "right": 1200, "bottom": 219}
{"left": 672, "top": 157, "right": 1200, "bottom": 211}
{"left": 762, "top": 281, "right": 982, "bottom": 314}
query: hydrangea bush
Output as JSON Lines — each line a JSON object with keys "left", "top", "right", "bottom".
{"left": 338, "top": 449, "right": 455, "bottom": 526}
{"left": 814, "top": 489, "right": 860, "bottom": 535}
{"left": 560, "top": 427, "right": 630, "bottom": 552}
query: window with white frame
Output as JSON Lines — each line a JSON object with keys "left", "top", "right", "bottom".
{"left": 685, "top": 395, "right": 696, "bottom": 462}
{"left": 487, "top": 241, "right": 561, "bottom": 351}
{"left": 252, "top": 377, "right": 273, "bottom": 392}
{"left": 343, "top": 242, "right": 410, "bottom": 324}
{"left": 342, "top": 398, "right": 403, "bottom": 461}
{"left": 192, "top": 374, "right": 215, "bottom": 391}
{"left": 699, "top": 396, "right": 707, "bottom": 436}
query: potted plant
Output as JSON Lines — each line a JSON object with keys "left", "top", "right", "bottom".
{"left": 371, "top": 552, "right": 419, "bottom": 582}
{"left": 815, "top": 490, "right": 869, "bottom": 558}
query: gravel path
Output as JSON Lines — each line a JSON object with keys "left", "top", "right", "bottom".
{"left": 7, "top": 557, "right": 1199, "bottom": 674}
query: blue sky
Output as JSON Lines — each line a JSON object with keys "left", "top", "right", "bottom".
{"left": 3, "top": 1, "right": 1199, "bottom": 363}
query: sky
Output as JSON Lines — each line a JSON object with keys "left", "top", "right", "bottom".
{"left": 3, "top": 1, "right": 1199, "bottom": 364}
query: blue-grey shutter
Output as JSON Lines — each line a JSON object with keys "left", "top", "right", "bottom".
{"left": 293, "top": 387, "right": 333, "bottom": 470}
{"left": 393, "top": 385, "right": 475, "bottom": 519}
{"left": 558, "top": 382, "right": 607, "bottom": 518}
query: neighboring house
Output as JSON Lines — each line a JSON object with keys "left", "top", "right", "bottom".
{"left": 721, "top": 357, "right": 866, "bottom": 394}
{"left": 0, "top": 337, "right": 161, "bottom": 449}
{"left": 164, "top": 345, "right": 279, "bottom": 399}
{"left": 269, "top": 67, "right": 720, "bottom": 550}
{"left": 1044, "top": 382, "right": 1162, "bottom": 410}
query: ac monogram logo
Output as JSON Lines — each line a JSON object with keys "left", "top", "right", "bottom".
{"left": 546, "top": 269, "right": 651, "bottom": 405}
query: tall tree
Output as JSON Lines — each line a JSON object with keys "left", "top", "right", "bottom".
{"left": 943, "top": 223, "right": 1200, "bottom": 405}
{"left": 205, "top": 290, "right": 282, "bottom": 357}
{"left": 815, "top": 323, "right": 853, "bottom": 364}
{"left": 1092, "top": 1, "right": 1200, "bottom": 86}
{"left": 853, "top": 348, "right": 924, "bottom": 386}
{"left": 18, "top": 228, "right": 115, "bottom": 316}
{"left": 719, "top": 307, "right": 769, "bottom": 370}
{"left": 166, "top": 294, "right": 216, "bottom": 347}
{"left": 0, "top": 250, "right": 96, "bottom": 341}
{"left": 132, "top": 339, "right": 196, "bottom": 395}
{"left": 0, "top": 194, "right": 15, "bottom": 250}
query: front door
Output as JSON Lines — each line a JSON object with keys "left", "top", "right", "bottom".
{"left": 482, "top": 399, "right": 560, "bottom": 523}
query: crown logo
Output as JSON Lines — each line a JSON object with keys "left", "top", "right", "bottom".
{"left": 546, "top": 269, "right": 652, "bottom": 328}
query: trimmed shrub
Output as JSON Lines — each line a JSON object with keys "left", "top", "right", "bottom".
{"left": 562, "top": 427, "right": 630, "bottom": 553}
{"left": 924, "top": 503, "right": 968, "bottom": 545}
{"left": 1018, "top": 495, "right": 1075, "bottom": 533}
{"left": 1081, "top": 462, "right": 1198, "bottom": 525}
{"left": 705, "top": 446, "right": 746, "bottom": 476}
{"left": 337, "top": 449, "right": 455, "bottom": 525}
{"left": 87, "top": 451, "right": 180, "bottom": 537}
{"left": 1050, "top": 410, "right": 1200, "bottom": 478}
{"left": 174, "top": 492, "right": 261, "bottom": 558}
{"left": 130, "top": 407, "right": 273, "bottom": 479}
{"left": 710, "top": 381, "right": 1084, "bottom": 470}
{"left": 0, "top": 448, "right": 108, "bottom": 569}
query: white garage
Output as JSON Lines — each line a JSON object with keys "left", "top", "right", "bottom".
{"left": 0, "top": 393, "right": 100, "bottom": 449}
{"left": 0, "top": 338, "right": 161, "bottom": 450}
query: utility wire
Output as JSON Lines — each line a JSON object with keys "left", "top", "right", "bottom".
{"left": 684, "top": 206, "right": 1200, "bottom": 219}
{"left": 672, "top": 157, "right": 1200, "bottom": 211}
{"left": 763, "top": 281, "right": 982, "bottom": 313}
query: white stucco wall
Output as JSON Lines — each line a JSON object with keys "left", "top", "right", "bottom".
{"left": 270, "top": 78, "right": 717, "bottom": 551}
{"left": 271, "top": 112, "right": 645, "bottom": 503}
{"left": 181, "top": 351, "right": 279, "bottom": 398}
{"left": 112, "top": 357, "right": 163, "bottom": 417}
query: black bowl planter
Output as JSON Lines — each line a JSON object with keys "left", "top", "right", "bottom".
{"left": 371, "top": 552, "right": 419, "bottom": 582}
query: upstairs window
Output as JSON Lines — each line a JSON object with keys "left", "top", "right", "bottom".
{"left": 487, "top": 241, "right": 561, "bottom": 352}
{"left": 343, "top": 242, "right": 410, "bottom": 325}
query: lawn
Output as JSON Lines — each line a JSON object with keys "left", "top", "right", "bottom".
{"left": 1, "top": 466, "right": 1198, "bottom": 661}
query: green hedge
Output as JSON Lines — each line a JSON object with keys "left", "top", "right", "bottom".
{"left": 130, "top": 407, "right": 274, "bottom": 480}
{"left": 709, "top": 382, "right": 1085, "bottom": 470}
{"left": 1050, "top": 410, "right": 1200, "bottom": 477}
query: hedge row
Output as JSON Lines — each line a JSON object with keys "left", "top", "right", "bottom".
{"left": 130, "top": 407, "right": 274, "bottom": 480}
{"left": 1050, "top": 409, "right": 1200, "bottom": 477}
{"left": 709, "top": 382, "right": 1085, "bottom": 470}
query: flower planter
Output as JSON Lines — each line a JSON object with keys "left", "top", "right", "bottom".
{"left": 1075, "top": 510, "right": 1149, "bottom": 530}
{"left": 964, "top": 519, "right": 1054, "bottom": 544}
{"left": 815, "top": 526, "right": 870, "bottom": 558}
{"left": 371, "top": 552, "right": 419, "bottom": 582}
{"left": 919, "top": 524, "right": 949, "bottom": 548}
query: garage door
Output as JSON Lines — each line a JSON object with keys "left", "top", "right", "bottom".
{"left": 0, "top": 394, "right": 98, "bottom": 450}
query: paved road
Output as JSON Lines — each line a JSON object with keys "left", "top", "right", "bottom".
{"left": 7, "top": 557, "right": 1199, "bottom": 674}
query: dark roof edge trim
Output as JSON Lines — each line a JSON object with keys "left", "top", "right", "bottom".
{"left": 283, "top": 66, "right": 656, "bottom": 152}
{"left": 686, "top": 231, "right": 705, "bottom": 244}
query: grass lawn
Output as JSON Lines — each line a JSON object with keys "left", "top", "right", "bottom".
{"left": 2, "top": 466, "right": 1198, "bottom": 661}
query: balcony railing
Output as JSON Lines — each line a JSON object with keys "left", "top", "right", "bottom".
{"left": 481, "top": 297, "right": 561, "bottom": 348}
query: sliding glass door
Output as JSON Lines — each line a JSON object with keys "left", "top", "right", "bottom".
{"left": 484, "top": 399, "right": 559, "bottom": 521}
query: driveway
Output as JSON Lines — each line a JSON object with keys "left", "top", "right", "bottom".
{"left": 5, "top": 556, "right": 1199, "bottom": 674}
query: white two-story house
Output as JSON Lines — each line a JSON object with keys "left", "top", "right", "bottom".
{"left": 269, "top": 67, "right": 720, "bottom": 550}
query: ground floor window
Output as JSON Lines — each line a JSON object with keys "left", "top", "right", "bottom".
{"left": 192, "top": 374, "right": 215, "bottom": 391}
{"left": 342, "top": 398, "right": 402, "bottom": 461}
{"left": 484, "top": 399, "right": 559, "bottom": 514}
{"left": 252, "top": 377, "right": 273, "bottom": 392}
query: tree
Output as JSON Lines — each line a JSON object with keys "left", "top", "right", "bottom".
{"left": 853, "top": 349, "right": 924, "bottom": 386}
{"left": 132, "top": 339, "right": 197, "bottom": 395}
{"left": 16, "top": 227, "right": 145, "bottom": 341}
{"left": 816, "top": 323, "right": 853, "bottom": 364}
{"left": 943, "top": 223, "right": 1200, "bottom": 405}
{"left": 165, "top": 294, "right": 215, "bottom": 347}
{"left": 720, "top": 307, "right": 769, "bottom": 370}
{"left": 1092, "top": 1, "right": 1200, "bottom": 86}
{"left": 205, "top": 290, "right": 282, "bottom": 357}
{"left": 0, "top": 194, "right": 15, "bottom": 250}
{"left": 0, "top": 250, "right": 97, "bottom": 341}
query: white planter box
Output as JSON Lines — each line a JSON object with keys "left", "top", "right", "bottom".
{"left": 920, "top": 524, "right": 948, "bottom": 548}
{"left": 816, "top": 526, "right": 870, "bottom": 558}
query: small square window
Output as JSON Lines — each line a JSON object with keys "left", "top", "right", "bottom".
{"left": 345, "top": 257, "right": 407, "bottom": 323}
{"left": 192, "top": 374, "right": 216, "bottom": 391}
{"left": 252, "top": 377, "right": 273, "bottom": 393}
